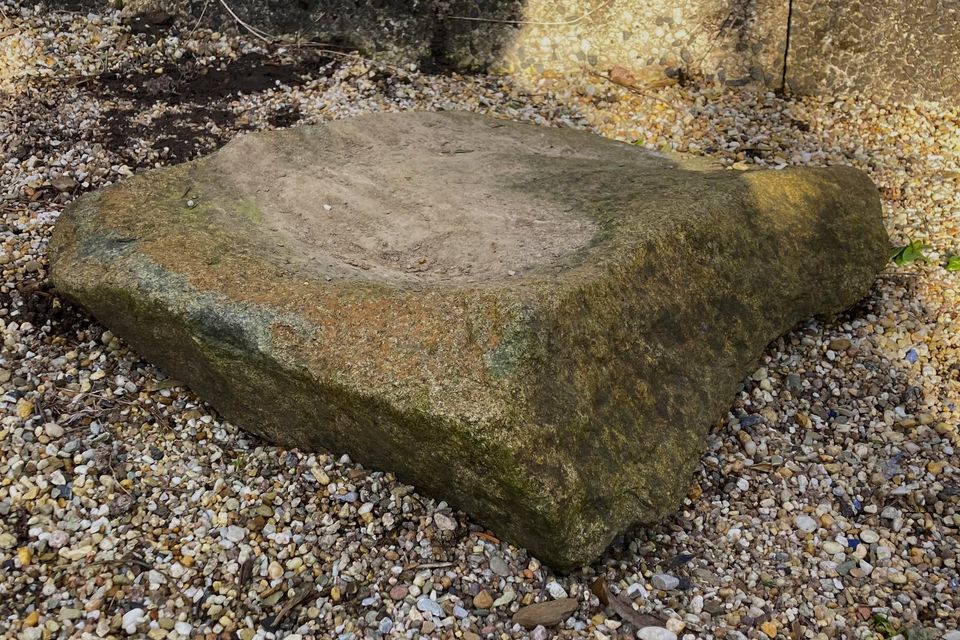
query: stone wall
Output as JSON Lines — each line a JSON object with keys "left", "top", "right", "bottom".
{"left": 786, "top": 0, "right": 960, "bottom": 101}
{"left": 103, "top": 0, "right": 960, "bottom": 102}
{"left": 494, "top": 0, "right": 787, "bottom": 88}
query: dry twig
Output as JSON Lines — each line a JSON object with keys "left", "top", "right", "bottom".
{"left": 586, "top": 68, "right": 680, "bottom": 112}
{"left": 215, "top": 0, "right": 399, "bottom": 72}
{"left": 272, "top": 583, "right": 316, "bottom": 626}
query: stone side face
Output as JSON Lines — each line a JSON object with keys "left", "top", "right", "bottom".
{"left": 457, "top": 0, "right": 788, "bottom": 88}
{"left": 787, "top": 0, "right": 960, "bottom": 102}
{"left": 104, "top": 0, "right": 958, "bottom": 101}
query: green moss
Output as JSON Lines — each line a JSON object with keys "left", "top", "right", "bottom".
{"left": 482, "top": 304, "right": 540, "bottom": 379}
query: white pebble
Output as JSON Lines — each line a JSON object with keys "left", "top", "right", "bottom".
{"left": 638, "top": 627, "right": 678, "bottom": 640}
{"left": 121, "top": 608, "right": 144, "bottom": 634}
{"left": 44, "top": 422, "right": 64, "bottom": 438}
{"left": 651, "top": 573, "right": 680, "bottom": 590}
{"left": 860, "top": 529, "right": 880, "bottom": 543}
{"left": 794, "top": 514, "right": 817, "bottom": 533}
{"left": 546, "top": 581, "right": 568, "bottom": 599}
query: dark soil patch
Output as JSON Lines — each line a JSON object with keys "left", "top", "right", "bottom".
{"left": 267, "top": 106, "right": 303, "bottom": 128}
{"left": 147, "top": 109, "right": 238, "bottom": 162}
{"left": 126, "top": 9, "right": 174, "bottom": 39}
{"left": 96, "top": 52, "right": 335, "bottom": 105}
{"left": 94, "top": 52, "right": 340, "bottom": 164}
{"left": 42, "top": 0, "right": 110, "bottom": 12}
{"left": 101, "top": 107, "right": 236, "bottom": 165}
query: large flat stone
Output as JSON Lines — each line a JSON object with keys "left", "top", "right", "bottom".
{"left": 49, "top": 111, "right": 889, "bottom": 569}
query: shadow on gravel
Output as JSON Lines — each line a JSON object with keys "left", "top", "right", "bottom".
{"left": 97, "top": 52, "right": 334, "bottom": 104}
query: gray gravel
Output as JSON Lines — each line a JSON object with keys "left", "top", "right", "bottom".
{"left": 1, "top": 2, "right": 959, "bottom": 639}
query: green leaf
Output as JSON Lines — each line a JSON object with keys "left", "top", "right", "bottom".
{"left": 890, "top": 240, "right": 929, "bottom": 266}
{"left": 872, "top": 614, "right": 898, "bottom": 638}
{"left": 946, "top": 254, "right": 960, "bottom": 271}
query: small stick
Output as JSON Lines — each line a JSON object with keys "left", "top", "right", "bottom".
{"left": 190, "top": 0, "right": 212, "bottom": 36}
{"left": 215, "top": 0, "right": 400, "bottom": 73}
{"left": 273, "top": 583, "right": 316, "bottom": 626}
{"left": 586, "top": 68, "right": 680, "bottom": 112}
{"left": 217, "top": 0, "right": 274, "bottom": 43}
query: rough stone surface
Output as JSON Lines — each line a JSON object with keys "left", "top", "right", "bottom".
{"left": 48, "top": 111, "right": 889, "bottom": 569}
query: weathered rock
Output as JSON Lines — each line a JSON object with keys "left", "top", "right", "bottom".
{"left": 49, "top": 111, "right": 888, "bottom": 569}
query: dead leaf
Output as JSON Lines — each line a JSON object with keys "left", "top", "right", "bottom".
{"left": 16, "top": 398, "right": 34, "bottom": 419}
{"left": 607, "top": 588, "right": 665, "bottom": 629}
{"left": 608, "top": 65, "right": 636, "bottom": 86}
{"left": 238, "top": 557, "right": 254, "bottom": 586}
{"left": 512, "top": 598, "right": 578, "bottom": 629}
{"left": 476, "top": 531, "right": 500, "bottom": 544}
{"left": 590, "top": 576, "right": 609, "bottom": 606}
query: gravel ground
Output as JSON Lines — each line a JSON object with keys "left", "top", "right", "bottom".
{"left": 1, "top": 4, "right": 959, "bottom": 640}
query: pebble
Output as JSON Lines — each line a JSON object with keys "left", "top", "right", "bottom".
{"left": 121, "top": 608, "right": 144, "bottom": 634}
{"left": 43, "top": 422, "right": 64, "bottom": 438}
{"left": 794, "top": 514, "right": 818, "bottom": 533}
{"left": 221, "top": 525, "right": 246, "bottom": 543}
{"left": 473, "top": 590, "right": 494, "bottom": 609}
{"left": 821, "top": 541, "right": 845, "bottom": 555}
{"left": 433, "top": 512, "right": 457, "bottom": 530}
{"left": 488, "top": 553, "right": 511, "bottom": 577}
{"left": 888, "top": 572, "right": 908, "bottom": 585}
{"left": 637, "top": 627, "right": 678, "bottom": 640}
{"left": 267, "top": 561, "right": 284, "bottom": 579}
{"left": 416, "top": 597, "right": 444, "bottom": 617}
{"left": 651, "top": 573, "right": 680, "bottom": 590}
{"left": 512, "top": 598, "right": 578, "bottom": 628}
{"left": 530, "top": 626, "right": 549, "bottom": 640}
{"left": 860, "top": 529, "right": 880, "bottom": 543}
{"left": 545, "top": 581, "right": 568, "bottom": 599}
